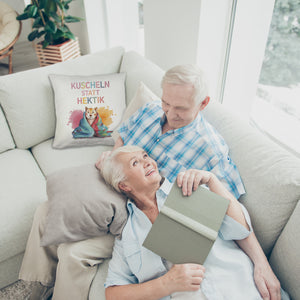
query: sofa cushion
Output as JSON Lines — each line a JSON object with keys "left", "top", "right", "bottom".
{"left": 49, "top": 72, "right": 126, "bottom": 149}
{"left": 89, "top": 258, "right": 111, "bottom": 300}
{"left": 0, "top": 47, "right": 125, "bottom": 150}
{"left": 0, "top": 149, "right": 47, "bottom": 263}
{"left": 269, "top": 200, "right": 300, "bottom": 300}
{"left": 120, "top": 51, "right": 164, "bottom": 106}
{"left": 0, "top": 105, "right": 14, "bottom": 153}
{"left": 31, "top": 139, "right": 112, "bottom": 176}
{"left": 202, "top": 101, "right": 300, "bottom": 255}
{"left": 41, "top": 164, "right": 127, "bottom": 246}
{"left": 112, "top": 81, "right": 160, "bottom": 141}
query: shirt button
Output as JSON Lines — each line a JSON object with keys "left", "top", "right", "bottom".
{"left": 157, "top": 138, "right": 160, "bottom": 142}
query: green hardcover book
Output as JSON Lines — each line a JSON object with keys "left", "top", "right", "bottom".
{"left": 143, "top": 184, "right": 230, "bottom": 264}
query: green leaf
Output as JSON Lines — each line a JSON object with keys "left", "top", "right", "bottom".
{"left": 32, "top": 17, "right": 43, "bottom": 28}
{"left": 24, "top": 4, "right": 33, "bottom": 13}
{"left": 42, "top": 40, "right": 50, "bottom": 48}
{"left": 45, "top": 21, "right": 57, "bottom": 33}
{"left": 28, "top": 5, "right": 38, "bottom": 18}
{"left": 64, "top": 16, "right": 82, "bottom": 23}
{"left": 53, "top": 0, "right": 64, "bottom": 10}
{"left": 16, "top": 12, "right": 29, "bottom": 21}
{"left": 45, "top": 0, "right": 58, "bottom": 14}
{"left": 37, "top": 30, "right": 46, "bottom": 38}
{"left": 64, "top": 31, "right": 75, "bottom": 40}
{"left": 38, "top": 0, "right": 47, "bottom": 9}
{"left": 49, "top": 11, "right": 61, "bottom": 23}
{"left": 59, "top": 24, "right": 70, "bottom": 33}
{"left": 28, "top": 30, "right": 39, "bottom": 41}
{"left": 44, "top": 32, "right": 53, "bottom": 42}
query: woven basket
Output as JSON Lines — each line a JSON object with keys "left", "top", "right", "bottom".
{"left": 34, "top": 37, "right": 80, "bottom": 67}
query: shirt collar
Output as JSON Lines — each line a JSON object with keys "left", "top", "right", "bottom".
{"left": 126, "top": 178, "right": 173, "bottom": 213}
{"left": 159, "top": 112, "right": 202, "bottom": 135}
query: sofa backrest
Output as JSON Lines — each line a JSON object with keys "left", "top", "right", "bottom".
{"left": 0, "top": 105, "right": 15, "bottom": 153}
{"left": 202, "top": 101, "right": 300, "bottom": 256}
{"left": 0, "top": 47, "right": 125, "bottom": 150}
{"left": 120, "top": 51, "right": 164, "bottom": 104}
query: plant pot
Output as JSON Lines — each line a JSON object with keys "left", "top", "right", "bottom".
{"left": 34, "top": 37, "right": 80, "bottom": 67}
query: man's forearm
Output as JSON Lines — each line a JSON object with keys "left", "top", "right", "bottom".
{"left": 236, "top": 231, "right": 269, "bottom": 266}
{"left": 208, "top": 174, "right": 249, "bottom": 230}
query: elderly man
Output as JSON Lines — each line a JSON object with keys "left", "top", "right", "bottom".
{"left": 97, "top": 65, "right": 281, "bottom": 299}
{"left": 20, "top": 65, "right": 280, "bottom": 300}
{"left": 100, "top": 145, "right": 287, "bottom": 300}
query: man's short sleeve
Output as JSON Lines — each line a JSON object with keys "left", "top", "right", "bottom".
{"left": 118, "top": 103, "right": 150, "bottom": 144}
{"left": 104, "top": 238, "right": 138, "bottom": 288}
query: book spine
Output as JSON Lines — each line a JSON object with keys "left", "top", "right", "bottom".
{"left": 160, "top": 206, "right": 218, "bottom": 241}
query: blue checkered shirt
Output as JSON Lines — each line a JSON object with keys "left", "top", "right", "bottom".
{"left": 118, "top": 101, "right": 245, "bottom": 199}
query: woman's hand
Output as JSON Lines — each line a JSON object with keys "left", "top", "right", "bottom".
{"left": 160, "top": 264, "right": 205, "bottom": 294}
{"left": 176, "top": 169, "right": 214, "bottom": 196}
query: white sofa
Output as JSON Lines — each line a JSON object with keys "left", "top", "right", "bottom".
{"left": 0, "top": 47, "right": 299, "bottom": 300}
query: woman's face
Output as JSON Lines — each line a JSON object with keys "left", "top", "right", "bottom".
{"left": 117, "top": 150, "right": 162, "bottom": 193}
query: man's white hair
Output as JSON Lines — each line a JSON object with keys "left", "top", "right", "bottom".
{"left": 161, "top": 64, "right": 209, "bottom": 105}
{"left": 100, "top": 145, "right": 144, "bottom": 193}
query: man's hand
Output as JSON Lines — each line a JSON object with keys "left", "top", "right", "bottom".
{"left": 176, "top": 169, "right": 213, "bottom": 196}
{"left": 254, "top": 263, "right": 281, "bottom": 300}
{"left": 161, "top": 264, "right": 205, "bottom": 294}
{"left": 95, "top": 151, "right": 112, "bottom": 170}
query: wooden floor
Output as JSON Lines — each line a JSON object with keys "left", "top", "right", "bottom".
{"left": 0, "top": 41, "right": 40, "bottom": 76}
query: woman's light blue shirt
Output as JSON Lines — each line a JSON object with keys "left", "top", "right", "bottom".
{"left": 104, "top": 180, "right": 288, "bottom": 300}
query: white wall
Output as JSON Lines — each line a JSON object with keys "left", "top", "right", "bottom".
{"left": 143, "top": 0, "right": 233, "bottom": 103}
{"left": 106, "top": 0, "right": 140, "bottom": 51}
{"left": 222, "top": 0, "right": 275, "bottom": 117}
{"left": 197, "top": 0, "right": 232, "bottom": 102}
{"left": 82, "top": 0, "right": 108, "bottom": 54}
{"left": 143, "top": 0, "right": 202, "bottom": 71}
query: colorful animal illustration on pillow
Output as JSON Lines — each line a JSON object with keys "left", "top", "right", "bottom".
{"left": 72, "top": 107, "right": 112, "bottom": 138}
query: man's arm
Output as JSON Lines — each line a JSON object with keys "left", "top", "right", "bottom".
{"left": 176, "top": 169, "right": 281, "bottom": 300}
{"left": 236, "top": 233, "right": 281, "bottom": 300}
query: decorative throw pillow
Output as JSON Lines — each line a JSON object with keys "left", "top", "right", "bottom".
{"left": 112, "top": 81, "right": 161, "bottom": 141}
{"left": 49, "top": 73, "right": 126, "bottom": 149}
{"left": 41, "top": 164, "right": 128, "bottom": 246}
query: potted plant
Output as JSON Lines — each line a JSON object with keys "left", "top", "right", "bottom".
{"left": 17, "top": 0, "right": 82, "bottom": 66}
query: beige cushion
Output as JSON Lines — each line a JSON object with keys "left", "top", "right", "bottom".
{"left": 202, "top": 101, "right": 300, "bottom": 256}
{"left": 269, "top": 201, "right": 300, "bottom": 300}
{"left": 0, "top": 2, "right": 20, "bottom": 50}
{"left": 0, "top": 105, "right": 14, "bottom": 153}
{"left": 0, "top": 149, "right": 47, "bottom": 262}
{"left": 0, "top": 47, "right": 125, "bottom": 149}
{"left": 41, "top": 164, "right": 128, "bottom": 246}
{"left": 112, "top": 81, "right": 160, "bottom": 141}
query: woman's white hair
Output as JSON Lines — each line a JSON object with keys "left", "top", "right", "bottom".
{"left": 161, "top": 64, "right": 209, "bottom": 105}
{"left": 100, "top": 145, "right": 144, "bottom": 193}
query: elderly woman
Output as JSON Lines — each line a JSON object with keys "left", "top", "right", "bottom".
{"left": 100, "top": 145, "right": 288, "bottom": 300}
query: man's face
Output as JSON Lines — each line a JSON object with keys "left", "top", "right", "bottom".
{"left": 161, "top": 83, "right": 201, "bottom": 129}
{"left": 117, "top": 150, "right": 162, "bottom": 193}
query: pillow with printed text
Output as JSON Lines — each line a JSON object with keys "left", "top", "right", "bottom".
{"left": 49, "top": 73, "right": 126, "bottom": 149}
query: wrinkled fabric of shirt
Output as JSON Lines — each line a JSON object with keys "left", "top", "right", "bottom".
{"left": 105, "top": 180, "right": 288, "bottom": 300}
{"left": 118, "top": 101, "right": 245, "bottom": 199}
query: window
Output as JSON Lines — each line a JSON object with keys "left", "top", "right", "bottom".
{"left": 250, "top": 0, "right": 300, "bottom": 156}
